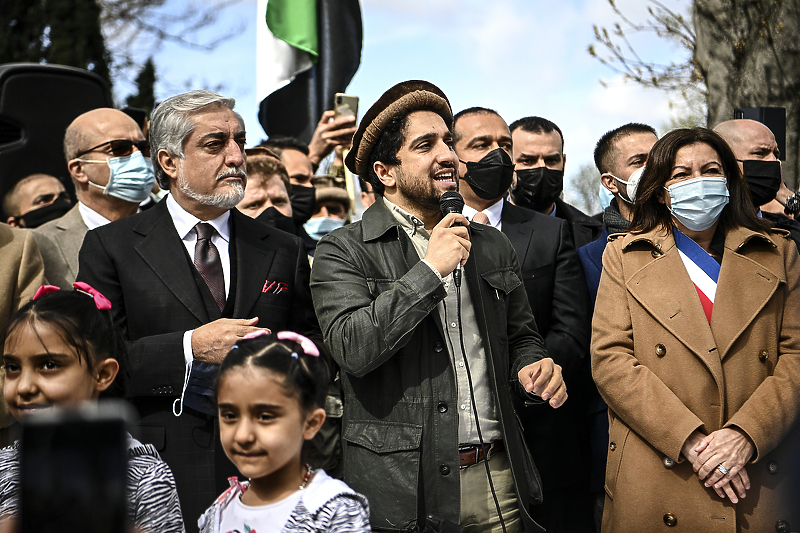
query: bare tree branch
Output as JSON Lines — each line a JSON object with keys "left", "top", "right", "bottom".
{"left": 98, "top": 0, "right": 245, "bottom": 86}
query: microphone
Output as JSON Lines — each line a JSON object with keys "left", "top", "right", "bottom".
{"left": 439, "top": 191, "right": 466, "bottom": 287}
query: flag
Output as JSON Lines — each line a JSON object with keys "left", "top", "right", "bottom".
{"left": 674, "top": 228, "right": 720, "bottom": 322}
{"left": 257, "top": 0, "right": 362, "bottom": 144}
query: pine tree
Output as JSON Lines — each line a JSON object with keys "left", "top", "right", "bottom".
{"left": 0, "top": 0, "right": 47, "bottom": 63}
{"left": 45, "top": 0, "right": 112, "bottom": 86}
{"left": 126, "top": 57, "right": 157, "bottom": 115}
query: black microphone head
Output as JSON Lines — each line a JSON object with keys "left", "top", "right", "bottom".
{"left": 440, "top": 190, "right": 465, "bottom": 216}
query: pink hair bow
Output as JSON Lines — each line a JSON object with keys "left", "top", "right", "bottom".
{"left": 32, "top": 283, "right": 112, "bottom": 310}
{"left": 72, "top": 282, "right": 113, "bottom": 310}
{"left": 240, "top": 330, "right": 320, "bottom": 358}
{"left": 277, "top": 331, "right": 320, "bottom": 357}
{"left": 32, "top": 285, "right": 60, "bottom": 300}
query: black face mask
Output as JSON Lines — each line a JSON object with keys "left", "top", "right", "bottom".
{"left": 459, "top": 148, "right": 515, "bottom": 201}
{"left": 290, "top": 185, "right": 316, "bottom": 225}
{"left": 510, "top": 167, "right": 564, "bottom": 212}
{"left": 15, "top": 197, "right": 72, "bottom": 228}
{"left": 256, "top": 206, "right": 298, "bottom": 235}
{"left": 742, "top": 159, "right": 782, "bottom": 207}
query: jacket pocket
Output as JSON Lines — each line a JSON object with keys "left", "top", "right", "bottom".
{"left": 604, "top": 415, "right": 630, "bottom": 499}
{"left": 343, "top": 420, "right": 422, "bottom": 529}
{"left": 481, "top": 268, "right": 522, "bottom": 296}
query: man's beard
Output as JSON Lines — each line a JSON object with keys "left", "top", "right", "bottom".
{"left": 394, "top": 165, "right": 454, "bottom": 216}
{"left": 177, "top": 166, "right": 246, "bottom": 210}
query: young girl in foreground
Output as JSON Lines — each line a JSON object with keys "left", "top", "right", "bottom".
{"left": 198, "top": 331, "right": 369, "bottom": 533}
{"left": 0, "top": 284, "right": 185, "bottom": 533}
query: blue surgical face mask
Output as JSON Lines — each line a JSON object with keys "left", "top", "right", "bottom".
{"left": 304, "top": 216, "right": 345, "bottom": 241}
{"left": 664, "top": 176, "right": 729, "bottom": 231}
{"left": 81, "top": 151, "right": 155, "bottom": 203}
{"left": 598, "top": 185, "right": 614, "bottom": 210}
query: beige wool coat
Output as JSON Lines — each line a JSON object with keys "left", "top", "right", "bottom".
{"left": 0, "top": 225, "right": 45, "bottom": 437}
{"left": 591, "top": 225, "right": 800, "bottom": 532}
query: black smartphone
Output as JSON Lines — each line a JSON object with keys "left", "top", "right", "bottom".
{"left": 20, "top": 403, "right": 133, "bottom": 533}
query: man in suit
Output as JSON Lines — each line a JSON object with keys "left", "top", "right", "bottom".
{"left": 454, "top": 107, "right": 594, "bottom": 532}
{"left": 33, "top": 108, "right": 153, "bottom": 289}
{"left": 509, "top": 116, "right": 603, "bottom": 249}
{"left": 77, "top": 90, "right": 318, "bottom": 531}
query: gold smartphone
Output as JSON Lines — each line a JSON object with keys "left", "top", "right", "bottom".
{"left": 334, "top": 93, "right": 359, "bottom": 118}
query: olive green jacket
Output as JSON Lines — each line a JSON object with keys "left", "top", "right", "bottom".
{"left": 311, "top": 199, "right": 547, "bottom": 532}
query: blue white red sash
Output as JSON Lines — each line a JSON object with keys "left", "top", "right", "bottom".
{"left": 673, "top": 228, "right": 720, "bottom": 322}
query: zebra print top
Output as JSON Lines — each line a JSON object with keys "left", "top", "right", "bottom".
{"left": 0, "top": 436, "right": 185, "bottom": 533}
{"left": 198, "top": 469, "right": 370, "bottom": 533}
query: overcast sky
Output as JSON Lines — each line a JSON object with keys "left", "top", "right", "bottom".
{"left": 116, "top": 0, "right": 693, "bottom": 207}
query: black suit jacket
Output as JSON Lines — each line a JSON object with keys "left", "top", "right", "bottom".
{"left": 77, "top": 199, "right": 318, "bottom": 529}
{"left": 501, "top": 201, "right": 593, "bottom": 500}
{"left": 554, "top": 197, "right": 604, "bottom": 249}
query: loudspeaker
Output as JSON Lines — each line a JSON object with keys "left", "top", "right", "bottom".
{"left": 0, "top": 63, "right": 113, "bottom": 203}
{"left": 734, "top": 107, "right": 786, "bottom": 161}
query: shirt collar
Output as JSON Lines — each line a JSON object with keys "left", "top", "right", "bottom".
{"left": 166, "top": 193, "right": 231, "bottom": 243}
{"left": 462, "top": 198, "right": 503, "bottom": 228}
{"left": 78, "top": 201, "right": 112, "bottom": 230}
{"left": 382, "top": 197, "right": 430, "bottom": 239}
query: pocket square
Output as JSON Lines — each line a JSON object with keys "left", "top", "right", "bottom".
{"left": 262, "top": 279, "right": 290, "bottom": 294}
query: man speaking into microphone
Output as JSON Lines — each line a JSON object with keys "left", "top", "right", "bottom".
{"left": 310, "top": 80, "right": 566, "bottom": 533}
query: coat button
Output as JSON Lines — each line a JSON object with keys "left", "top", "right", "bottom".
{"left": 656, "top": 344, "right": 667, "bottom": 357}
{"left": 437, "top": 402, "right": 448, "bottom": 413}
{"left": 652, "top": 250, "right": 663, "bottom": 258}
{"left": 166, "top": 386, "right": 174, "bottom": 394}
{"left": 439, "top": 464, "right": 450, "bottom": 476}
{"left": 768, "top": 461, "right": 779, "bottom": 475}
{"left": 609, "top": 442, "right": 617, "bottom": 451}
{"left": 776, "top": 520, "right": 790, "bottom": 532}
{"left": 663, "top": 457, "right": 676, "bottom": 469}
{"left": 663, "top": 513, "right": 677, "bottom": 527}
{"left": 433, "top": 342, "right": 444, "bottom": 353}
{"left": 759, "top": 350, "right": 769, "bottom": 362}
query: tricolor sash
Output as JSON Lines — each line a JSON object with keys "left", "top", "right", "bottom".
{"left": 674, "top": 228, "right": 720, "bottom": 322}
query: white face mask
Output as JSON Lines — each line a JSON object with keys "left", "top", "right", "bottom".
{"left": 664, "top": 176, "right": 730, "bottom": 231}
{"left": 610, "top": 166, "right": 645, "bottom": 204}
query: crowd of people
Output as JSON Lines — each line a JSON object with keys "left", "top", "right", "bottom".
{"left": 0, "top": 78, "right": 798, "bottom": 533}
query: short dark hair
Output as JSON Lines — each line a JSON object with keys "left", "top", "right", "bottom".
{"left": 258, "top": 136, "right": 310, "bottom": 157}
{"left": 367, "top": 111, "right": 413, "bottom": 197}
{"left": 3, "top": 289, "right": 130, "bottom": 400}
{"left": 629, "top": 127, "right": 768, "bottom": 235}
{"left": 509, "top": 116, "right": 564, "bottom": 151}
{"left": 452, "top": 107, "right": 501, "bottom": 144}
{"left": 593, "top": 123, "right": 658, "bottom": 175}
{"left": 217, "top": 333, "right": 330, "bottom": 413}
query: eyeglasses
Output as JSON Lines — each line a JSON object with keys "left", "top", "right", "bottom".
{"left": 75, "top": 139, "right": 150, "bottom": 159}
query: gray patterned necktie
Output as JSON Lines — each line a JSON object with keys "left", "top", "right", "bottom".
{"left": 194, "top": 222, "right": 225, "bottom": 310}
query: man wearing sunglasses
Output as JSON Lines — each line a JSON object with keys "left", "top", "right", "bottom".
{"left": 32, "top": 108, "right": 154, "bottom": 289}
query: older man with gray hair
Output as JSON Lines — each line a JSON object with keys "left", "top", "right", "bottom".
{"left": 77, "top": 90, "right": 318, "bottom": 531}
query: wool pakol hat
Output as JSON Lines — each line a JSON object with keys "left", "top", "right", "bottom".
{"left": 345, "top": 80, "right": 453, "bottom": 178}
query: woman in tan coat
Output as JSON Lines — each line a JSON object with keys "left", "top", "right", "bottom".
{"left": 592, "top": 128, "right": 800, "bottom": 532}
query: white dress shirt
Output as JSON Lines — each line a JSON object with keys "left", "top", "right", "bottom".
{"left": 462, "top": 198, "right": 505, "bottom": 230}
{"left": 165, "top": 193, "right": 232, "bottom": 367}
